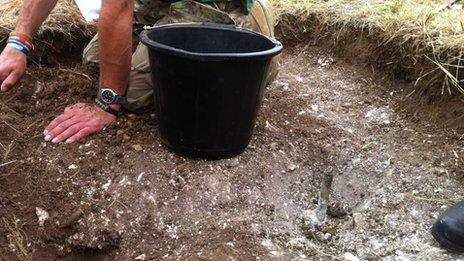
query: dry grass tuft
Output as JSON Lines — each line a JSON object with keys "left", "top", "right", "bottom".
{"left": 272, "top": 0, "right": 464, "bottom": 95}
{"left": 0, "top": 0, "right": 94, "bottom": 39}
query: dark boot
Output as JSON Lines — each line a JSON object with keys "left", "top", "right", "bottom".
{"left": 432, "top": 200, "right": 464, "bottom": 252}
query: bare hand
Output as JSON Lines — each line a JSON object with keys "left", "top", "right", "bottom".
{"left": 0, "top": 46, "right": 27, "bottom": 92}
{"left": 44, "top": 103, "right": 117, "bottom": 143}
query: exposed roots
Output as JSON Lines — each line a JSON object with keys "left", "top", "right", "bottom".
{"left": 2, "top": 216, "right": 31, "bottom": 261}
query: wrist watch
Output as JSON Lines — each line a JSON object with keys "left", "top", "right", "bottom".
{"left": 98, "top": 88, "right": 128, "bottom": 105}
{"left": 95, "top": 88, "right": 127, "bottom": 116}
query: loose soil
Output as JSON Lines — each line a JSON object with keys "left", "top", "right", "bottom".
{"left": 1, "top": 42, "right": 464, "bottom": 260}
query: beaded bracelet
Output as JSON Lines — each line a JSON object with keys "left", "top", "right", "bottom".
{"left": 9, "top": 31, "right": 33, "bottom": 43}
{"left": 9, "top": 35, "right": 34, "bottom": 51}
{"left": 6, "top": 41, "right": 30, "bottom": 55}
{"left": 6, "top": 31, "right": 34, "bottom": 56}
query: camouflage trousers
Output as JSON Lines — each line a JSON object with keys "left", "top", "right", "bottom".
{"left": 83, "top": 0, "right": 278, "bottom": 113}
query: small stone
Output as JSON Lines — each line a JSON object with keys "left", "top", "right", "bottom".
{"left": 324, "top": 233, "right": 332, "bottom": 240}
{"left": 343, "top": 252, "right": 359, "bottom": 261}
{"left": 132, "top": 144, "right": 143, "bottom": 151}
{"left": 68, "top": 164, "right": 78, "bottom": 170}
{"left": 353, "top": 213, "right": 367, "bottom": 228}
{"left": 135, "top": 254, "right": 146, "bottom": 260}
{"left": 288, "top": 163, "right": 298, "bottom": 171}
{"left": 36, "top": 207, "right": 49, "bottom": 226}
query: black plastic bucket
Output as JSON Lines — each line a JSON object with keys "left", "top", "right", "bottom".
{"left": 141, "top": 23, "right": 283, "bottom": 159}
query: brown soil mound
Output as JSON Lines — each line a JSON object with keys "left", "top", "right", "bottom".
{"left": 1, "top": 32, "right": 464, "bottom": 260}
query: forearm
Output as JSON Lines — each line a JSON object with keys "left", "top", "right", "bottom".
{"left": 15, "top": 0, "right": 58, "bottom": 36}
{"left": 98, "top": 0, "right": 134, "bottom": 97}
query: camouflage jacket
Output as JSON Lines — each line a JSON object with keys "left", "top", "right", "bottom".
{"left": 136, "top": 0, "right": 254, "bottom": 15}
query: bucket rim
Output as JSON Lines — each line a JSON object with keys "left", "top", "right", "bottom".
{"left": 140, "top": 23, "right": 283, "bottom": 60}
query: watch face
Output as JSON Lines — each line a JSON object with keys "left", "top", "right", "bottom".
{"left": 101, "top": 90, "right": 116, "bottom": 104}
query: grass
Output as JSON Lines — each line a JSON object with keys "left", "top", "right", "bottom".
{"left": 1, "top": 0, "right": 463, "bottom": 54}
{"left": 273, "top": 0, "right": 464, "bottom": 53}
{"left": 272, "top": 0, "right": 464, "bottom": 94}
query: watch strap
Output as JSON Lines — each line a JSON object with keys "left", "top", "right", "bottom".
{"left": 115, "top": 96, "right": 128, "bottom": 105}
{"left": 95, "top": 98, "right": 121, "bottom": 117}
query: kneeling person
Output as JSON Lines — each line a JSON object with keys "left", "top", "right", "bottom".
{"left": 0, "top": 0, "right": 278, "bottom": 143}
